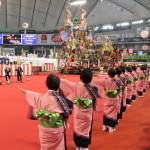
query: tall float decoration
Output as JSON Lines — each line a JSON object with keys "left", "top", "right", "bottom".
{"left": 98, "top": 35, "right": 123, "bottom": 67}
{"left": 59, "top": 5, "right": 123, "bottom": 73}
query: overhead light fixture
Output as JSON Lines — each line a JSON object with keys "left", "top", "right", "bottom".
{"left": 101, "top": 0, "right": 103, "bottom": 2}
{"left": 132, "top": 20, "right": 143, "bottom": 24}
{"left": 117, "top": 22, "right": 129, "bottom": 27}
{"left": 94, "top": 26, "right": 99, "bottom": 31}
{"left": 69, "top": 0, "right": 86, "bottom": 5}
{"left": 148, "top": 19, "right": 150, "bottom": 22}
{"left": 0, "top": 0, "right": 1, "bottom": 6}
{"left": 102, "top": 25, "right": 114, "bottom": 30}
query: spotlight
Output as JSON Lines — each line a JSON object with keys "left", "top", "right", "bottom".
{"left": 69, "top": 0, "right": 86, "bottom": 5}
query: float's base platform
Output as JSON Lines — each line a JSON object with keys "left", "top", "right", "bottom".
{"left": 61, "top": 68, "right": 80, "bottom": 74}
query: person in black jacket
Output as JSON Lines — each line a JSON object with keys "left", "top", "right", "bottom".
{"left": 4, "top": 64, "right": 11, "bottom": 85}
{"left": 16, "top": 65, "right": 23, "bottom": 82}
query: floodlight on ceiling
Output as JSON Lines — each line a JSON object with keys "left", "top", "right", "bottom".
{"left": 0, "top": 0, "right": 1, "bottom": 6}
{"left": 94, "top": 26, "right": 99, "bottom": 31}
{"left": 69, "top": 0, "right": 86, "bottom": 5}
{"left": 102, "top": 25, "right": 114, "bottom": 30}
{"left": 117, "top": 22, "right": 129, "bottom": 27}
{"left": 132, "top": 20, "right": 143, "bottom": 25}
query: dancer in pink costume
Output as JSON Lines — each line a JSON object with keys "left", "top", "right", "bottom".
{"left": 92, "top": 68, "right": 121, "bottom": 133}
{"left": 119, "top": 66, "right": 128, "bottom": 113}
{"left": 125, "top": 67, "right": 134, "bottom": 107}
{"left": 115, "top": 67, "right": 125, "bottom": 121}
{"left": 137, "top": 66, "right": 146, "bottom": 97}
{"left": 60, "top": 69, "right": 98, "bottom": 150}
{"left": 19, "top": 74, "right": 73, "bottom": 150}
{"left": 143, "top": 65, "right": 148, "bottom": 94}
{"left": 131, "top": 66, "right": 139, "bottom": 101}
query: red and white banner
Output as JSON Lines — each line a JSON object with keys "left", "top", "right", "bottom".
{"left": 45, "top": 63, "right": 55, "bottom": 72}
{"left": 51, "top": 34, "right": 62, "bottom": 45}
{"left": 0, "top": 64, "right": 32, "bottom": 76}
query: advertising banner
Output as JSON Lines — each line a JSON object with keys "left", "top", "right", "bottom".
{"left": 51, "top": 33, "right": 62, "bottom": 45}
{"left": 37, "top": 34, "right": 52, "bottom": 45}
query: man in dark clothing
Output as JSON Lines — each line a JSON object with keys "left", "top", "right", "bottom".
{"left": 4, "top": 64, "right": 11, "bottom": 85}
{"left": 16, "top": 65, "right": 23, "bottom": 82}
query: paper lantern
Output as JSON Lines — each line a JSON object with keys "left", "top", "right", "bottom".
{"left": 140, "top": 31, "right": 149, "bottom": 38}
{"left": 22, "top": 22, "right": 29, "bottom": 29}
{"left": 129, "top": 48, "right": 133, "bottom": 54}
{"left": 142, "top": 45, "right": 148, "bottom": 50}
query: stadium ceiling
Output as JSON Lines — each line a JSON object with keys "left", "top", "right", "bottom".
{"left": 0, "top": 0, "right": 150, "bottom": 31}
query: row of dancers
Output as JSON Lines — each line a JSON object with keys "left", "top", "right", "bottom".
{"left": 3, "top": 64, "right": 23, "bottom": 84}
{"left": 18, "top": 64, "right": 149, "bottom": 150}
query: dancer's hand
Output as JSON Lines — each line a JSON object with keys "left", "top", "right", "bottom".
{"left": 18, "top": 86, "right": 27, "bottom": 94}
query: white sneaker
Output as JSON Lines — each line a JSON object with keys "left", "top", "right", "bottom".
{"left": 80, "top": 148, "right": 89, "bottom": 150}
{"left": 127, "top": 104, "right": 131, "bottom": 107}
{"left": 113, "top": 128, "right": 116, "bottom": 132}
{"left": 109, "top": 127, "right": 114, "bottom": 133}
{"left": 102, "top": 125, "right": 107, "bottom": 131}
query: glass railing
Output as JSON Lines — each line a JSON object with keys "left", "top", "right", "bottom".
{"left": 123, "top": 55, "right": 150, "bottom": 61}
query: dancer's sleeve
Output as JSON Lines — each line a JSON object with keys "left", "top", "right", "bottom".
{"left": 18, "top": 87, "right": 43, "bottom": 108}
{"left": 26, "top": 91, "right": 43, "bottom": 109}
{"left": 60, "top": 79, "right": 76, "bottom": 101}
{"left": 91, "top": 75, "right": 105, "bottom": 98}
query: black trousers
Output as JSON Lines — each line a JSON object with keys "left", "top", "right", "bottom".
{"left": 73, "top": 132, "right": 89, "bottom": 148}
{"left": 5, "top": 75, "right": 10, "bottom": 81}
{"left": 17, "top": 74, "right": 22, "bottom": 82}
{"left": 126, "top": 99, "right": 131, "bottom": 105}
{"left": 137, "top": 91, "right": 143, "bottom": 96}
{"left": 131, "top": 95, "right": 136, "bottom": 101}
{"left": 143, "top": 89, "right": 146, "bottom": 93}
{"left": 103, "top": 115, "right": 116, "bottom": 128}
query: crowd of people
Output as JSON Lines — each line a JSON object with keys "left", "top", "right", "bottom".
{"left": 18, "top": 64, "right": 149, "bottom": 150}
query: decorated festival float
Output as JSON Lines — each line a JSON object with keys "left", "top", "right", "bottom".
{"left": 58, "top": 5, "right": 123, "bottom": 74}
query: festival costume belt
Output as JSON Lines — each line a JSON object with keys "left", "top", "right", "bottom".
{"left": 127, "top": 79, "right": 134, "bottom": 84}
{"left": 74, "top": 97, "right": 93, "bottom": 109}
{"left": 134, "top": 77, "right": 139, "bottom": 82}
{"left": 36, "top": 109, "right": 64, "bottom": 128}
{"left": 139, "top": 76, "right": 146, "bottom": 80}
{"left": 105, "top": 89, "right": 119, "bottom": 98}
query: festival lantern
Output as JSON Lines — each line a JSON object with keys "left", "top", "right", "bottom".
{"left": 140, "top": 30, "right": 149, "bottom": 38}
{"left": 129, "top": 48, "right": 133, "bottom": 55}
{"left": 142, "top": 45, "right": 148, "bottom": 50}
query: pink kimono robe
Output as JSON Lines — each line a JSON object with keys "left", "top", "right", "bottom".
{"left": 137, "top": 70, "right": 145, "bottom": 92}
{"left": 125, "top": 72, "right": 134, "bottom": 101}
{"left": 60, "top": 79, "right": 97, "bottom": 148}
{"left": 132, "top": 71, "right": 138, "bottom": 96}
{"left": 92, "top": 75, "right": 120, "bottom": 127}
{"left": 120, "top": 74, "right": 127, "bottom": 108}
{"left": 26, "top": 90, "right": 65, "bottom": 150}
{"left": 115, "top": 75, "right": 125, "bottom": 119}
{"left": 115, "top": 75, "right": 124, "bottom": 109}
{"left": 143, "top": 70, "right": 148, "bottom": 91}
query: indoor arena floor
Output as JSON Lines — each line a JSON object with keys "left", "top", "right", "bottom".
{"left": 0, "top": 74, "right": 150, "bottom": 150}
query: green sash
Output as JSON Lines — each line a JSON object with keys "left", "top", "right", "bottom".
{"left": 36, "top": 109, "right": 64, "bottom": 128}
{"left": 74, "top": 97, "right": 93, "bottom": 109}
{"left": 105, "top": 89, "right": 119, "bottom": 98}
{"left": 139, "top": 76, "right": 145, "bottom": 80}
